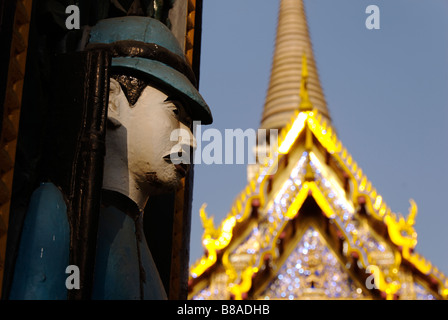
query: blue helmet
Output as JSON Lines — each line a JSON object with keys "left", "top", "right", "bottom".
{"left": 88, "top": 16, "right": 212, "bottom": 124}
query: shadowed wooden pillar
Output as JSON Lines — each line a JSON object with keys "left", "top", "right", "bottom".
{"left": 145, "top": 0, "right": 204, "bottom": 300}
{"left": 0, "top": 0, "right": 33, "bottom": 297}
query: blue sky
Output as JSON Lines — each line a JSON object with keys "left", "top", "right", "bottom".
{"left": 189, "top": 0, "right": 448, "bottom": 276}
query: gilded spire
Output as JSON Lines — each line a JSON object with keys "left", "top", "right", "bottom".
{"left": 260, "top": 0, "right": 330, "bottom": 130}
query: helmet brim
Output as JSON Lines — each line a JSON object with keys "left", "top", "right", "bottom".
{"left": 112, "top": 56, "right": 213, "bottom": 125}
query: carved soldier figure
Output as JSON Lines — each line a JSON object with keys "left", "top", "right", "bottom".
{"left": 9, "top": 16, "right": 212, "bottom": 300}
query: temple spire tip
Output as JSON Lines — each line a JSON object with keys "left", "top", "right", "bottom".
{"left": 260, "top": 0, "right": 330, "bottom": 130}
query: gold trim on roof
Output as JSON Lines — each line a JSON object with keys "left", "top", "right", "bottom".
{"left": 190, "top": 107, "right": 448, "bottom": 299}
{"left": 225, "top": 180, "right": 402, "bottom": 300}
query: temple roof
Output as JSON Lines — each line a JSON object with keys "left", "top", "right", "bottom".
{"left": 188, "top": 105, "right": 448, "bottom": 300}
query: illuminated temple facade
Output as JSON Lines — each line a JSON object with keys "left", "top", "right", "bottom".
{"left": 188, "top": 0, "right": 448, "bottom": 300}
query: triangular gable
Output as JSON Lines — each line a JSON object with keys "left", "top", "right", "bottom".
{"left": 189, "top": 109, "right": 448, "bottom": 300}
{"left": 190, "top": 148, "right": 385, "bottom": 299}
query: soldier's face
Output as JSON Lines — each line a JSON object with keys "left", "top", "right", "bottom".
{"left": 130, "top": 85, "right": 195, "bottom": 191}
{"left": 108, "top": 79, "right": 196, "bottom": 192}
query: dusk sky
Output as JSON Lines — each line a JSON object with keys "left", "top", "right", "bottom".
{"left": 189, "top": 0, "right": 448, "bottom": 276}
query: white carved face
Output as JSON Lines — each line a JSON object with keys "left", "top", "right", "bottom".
{"left": 105, "top": 78, "right": 196, "bottom": 203}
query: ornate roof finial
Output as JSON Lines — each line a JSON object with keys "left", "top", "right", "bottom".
{"left": 199, "top": 203, "right": 220, "bottom": 240}
{"left": 406, "top": 199, "right": 418, "bottom": 226}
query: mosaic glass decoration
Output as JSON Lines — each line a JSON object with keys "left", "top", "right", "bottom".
{"left": 261, "top": 227, "right": 365, "bottom": 299}
{"left": 193, "top": 287, "right": 212, "bottom": 300}
{"left": 414, "top": 282, "right": 436, "bottom": 300}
